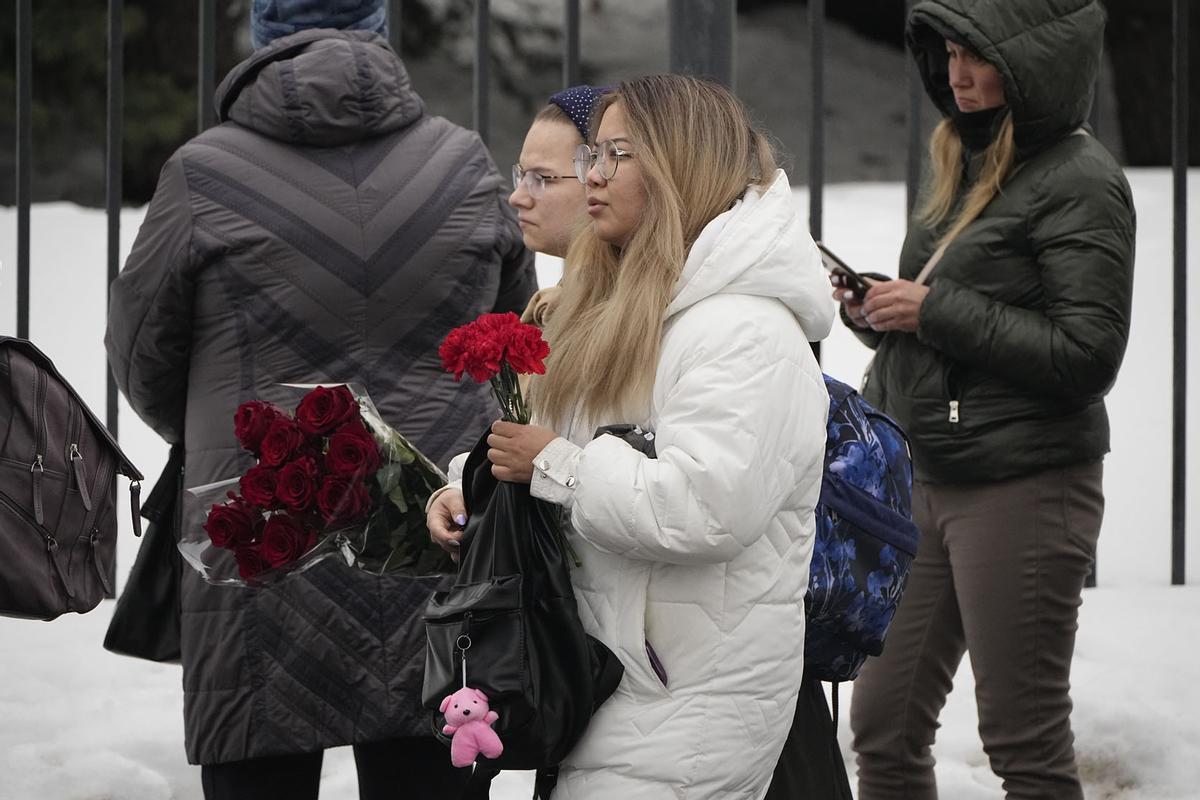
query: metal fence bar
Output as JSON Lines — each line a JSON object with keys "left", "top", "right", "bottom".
{"left": 198, "top": 0, "right": 216, "bottom": 133}
{"left": 106, "top": 0, "right": 123, "bottom": 438}
{"left": 667, "top": 0, "right": 736, "bottom": 88}
{"left": 808, "top": 0, "right": 824, "bottom": 241}
{"left": 16, "top": 0, "right": 32, "bottom": 340}
{"left": 388, "top": 0, "right": 403, "bottom": 57}
{"left": 808, "top": 0, "right": 825, "bottom": 364}
{"left": 474, "top": 0, "right": 490, "bottom": 144}
{"left": 1172, "top": 0, "right": 1189, "bottom": 586}
{"left": 905, "top": 0, "right": 921, "bottom": 218}
{"left": 563, "top": 0, "right": 581, "bottom": 89}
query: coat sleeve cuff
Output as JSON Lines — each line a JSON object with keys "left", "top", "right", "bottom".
{"left": 530, "top": 437, "right": 583, "bottom": 508}
{"left": 425, "top": 480, "right": 463, "bottom": 515}
{"left": 424, "top": 451, "right": 470, "bottom": 514}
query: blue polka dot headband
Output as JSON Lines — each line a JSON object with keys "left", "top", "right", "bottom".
{"left": 548, "top": 84, "right": 612, "bottom": 141}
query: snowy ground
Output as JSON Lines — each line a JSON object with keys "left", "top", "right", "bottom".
{"left": 0, "top": 169, "right": 1197, "bottom": 799}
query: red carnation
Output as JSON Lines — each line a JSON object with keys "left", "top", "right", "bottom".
{"left": 316, "top": 475, "right": 372, "bottom": 525}
{"left": 276, "top": 457, "right": 319, "bottom": 514}
{"left": 326, "top": 420, "right": 382, "bottom": 478}
{"left": 260, "top": 514, "right": 315, "bottom": 569}
{"left": 295, "top": 385, "right": 360, "bottom": 436}
{"left": 204, "top": 497, "right": 259, "bottom": 550}
{"left": 439, "top": 324, "right": 504, "bottom": 383}
{"left": 234, "top": 401, "right": 285, "bottom": 455}
{"left": 505, "top": 324, "right": 550, "bottom": 375}
{"left": 239, "top": 465, "right": 279, "bottom": 509}
{"left": 260, "top": 418, "right": 306, "bottom": 467}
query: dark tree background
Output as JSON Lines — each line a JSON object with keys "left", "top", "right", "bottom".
{"left": 0, "top": 0, "right": 1193, "bottom": 208}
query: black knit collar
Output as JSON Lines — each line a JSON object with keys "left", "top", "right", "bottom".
{"left": 952, "top": 105, "right": 1007, "bottom": 153}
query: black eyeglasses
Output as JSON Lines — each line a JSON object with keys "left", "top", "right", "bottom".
{"left": 573, "top": 139, "right": 636, "bottom": 183}
{"left": 511, "top": 164, "right": 573, "bottom": 199}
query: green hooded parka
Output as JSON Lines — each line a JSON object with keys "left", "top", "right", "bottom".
{"left": 854, "top": 0, "right": 1136, "bottom": 484}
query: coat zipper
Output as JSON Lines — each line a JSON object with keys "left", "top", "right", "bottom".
{"left": 944, "top": 366, "right": 962, "bottom": 426}
{"left": 0, "top": 488, "right": 73, "bottom": 599}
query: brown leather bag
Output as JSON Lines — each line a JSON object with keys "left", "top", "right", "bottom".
{"left": 0, "top": 337, "right": 143, "bottom": 620}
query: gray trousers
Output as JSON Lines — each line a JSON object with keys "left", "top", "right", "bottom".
{"left": 849, "top": 461, "right": 1104, "bottom": 800}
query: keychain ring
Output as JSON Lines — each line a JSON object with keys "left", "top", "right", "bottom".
{"left": 456, "top": 635, "right": 472, "bottom": 651}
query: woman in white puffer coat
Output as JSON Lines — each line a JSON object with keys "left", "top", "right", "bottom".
{"left": 428, "top": 74, "right": 834, "bottom": 799}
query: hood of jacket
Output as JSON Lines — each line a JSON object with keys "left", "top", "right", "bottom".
{"left": 665, "top": 169, "right": 834, "bottom": 342}
{"left": 215, "top": 29, "right": 423, "bottom": 146}
{"left": 906, "top": 0, "right": 1106, "bottom": 159}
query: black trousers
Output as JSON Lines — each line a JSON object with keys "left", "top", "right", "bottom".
{"left": 764, "top": 675, "right": 854, "bottom": 800}
{"left": 200, "top": 737, "right": 470, "bottom": 800}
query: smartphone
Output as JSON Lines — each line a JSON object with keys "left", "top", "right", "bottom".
{"left": 816, "top": 241, "right": 869, "bottom": 298}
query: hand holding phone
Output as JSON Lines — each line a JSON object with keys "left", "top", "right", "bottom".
{"left": 816, "top": 241, "right": 870, "bottom": 298}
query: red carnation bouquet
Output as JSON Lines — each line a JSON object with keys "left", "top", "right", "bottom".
{"left": 180, "top": 384, "right": 454, "bottom": 586}
{"left": 438, "top": 312, "right": 550, "bottom": 423}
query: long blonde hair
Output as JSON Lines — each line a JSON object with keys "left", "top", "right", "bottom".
{"left": 917, "top": 111, "right": 1016, "bottom": 245}
{"left": 530, "top": 74, "right": 776, "bottom": 426}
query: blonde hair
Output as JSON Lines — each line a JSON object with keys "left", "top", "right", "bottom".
{"left": 530, "top": 74, "right": 776, "bottom": 425}
{"left": 533, "top": 102, "right": 578, "bottom": 133}
{"left": 917, "top": 112, "right": 1016, "bottom": 246}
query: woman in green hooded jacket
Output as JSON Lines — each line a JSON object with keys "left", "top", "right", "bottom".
{"left": 836, "top": 1, "right": 1135, "bottom": 798}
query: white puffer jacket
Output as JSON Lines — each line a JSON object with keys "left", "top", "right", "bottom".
{"left": 450, "top": 170, "right": 833, "bottom": 798}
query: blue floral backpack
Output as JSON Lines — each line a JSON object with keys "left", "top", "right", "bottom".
{"left": 805, "top": 374, "right": 920, "bottom": 683}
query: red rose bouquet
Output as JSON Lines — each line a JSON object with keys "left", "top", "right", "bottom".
{"left": 438, "top": 312, "right": 549, "bottom": 423}
{"left": 180, "top": 384, "right": 454, "bottom": 586}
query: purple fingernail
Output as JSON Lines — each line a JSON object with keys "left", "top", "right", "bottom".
{"left": 453, "top": 514, "right": 468, "bottom": 526}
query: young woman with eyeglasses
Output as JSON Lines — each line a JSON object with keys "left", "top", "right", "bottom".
{"left": 429, "top": 73, "right": 834, "bottom": 798}
{"left": 508, "top": 86, "right": 606, "bottom": 328}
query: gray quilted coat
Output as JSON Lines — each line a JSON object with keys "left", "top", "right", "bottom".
{"left": 106, "top": 29, "right": 535, "bottom": 764}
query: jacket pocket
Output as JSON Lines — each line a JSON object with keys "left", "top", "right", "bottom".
{"left": 423, "top": 574, "right": 527, "bottom": 707}
{"left": 614, "top": 565, "right": 670, "bottom": 701}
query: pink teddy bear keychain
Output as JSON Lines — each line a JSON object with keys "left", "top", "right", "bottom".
{"left": 440, "top": 686, "right": 503, "bottom": 767}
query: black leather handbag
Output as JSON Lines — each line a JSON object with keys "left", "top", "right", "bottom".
{"left": 422, "top": 430, "right": 623, "bottom": 777}
{"left": 103, "top": 445, "right": 183, "bottom": 662}
{"left": 0, "top": 338, "right": 143, "bottom": 620}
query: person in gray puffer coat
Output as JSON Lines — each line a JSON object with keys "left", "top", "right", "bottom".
{"left": 105, "top": 2, "right": 536, "bottom": 797}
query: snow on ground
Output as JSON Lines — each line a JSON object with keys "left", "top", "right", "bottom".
{"left": 0, "top": 169, "right": 1197, "bottom": 799}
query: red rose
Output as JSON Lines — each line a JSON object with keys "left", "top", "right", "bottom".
{"left": 234, "top": 545, "right": 268, "bottom": 580}
{"left": 259, "top": 514, "right": 315, "bottom": 569}
{"left": 505, "top": 323, "right": 550, "bottom": 375}
{"left": 316, "top": 475, "right": 372, "bottom": 525}
{"left": 276, "top": 457, "right": 319, "bottom": 513}
{"left": 326, "top": 420, "right": 382, "bottom": 478}
{"left": 260, "top": 418, "right": 306, "bottom": 467}
{"left": 204, "top": 497, "right": 259, "bottom": 550}
{"left": 234, "top": 401, "right": 285, "bottom": 455}
{"left": 295, "top": 385, "right": 360, "bottom": 436}
{"left": 239, "top": 465, "right": 279, "bottom": 509}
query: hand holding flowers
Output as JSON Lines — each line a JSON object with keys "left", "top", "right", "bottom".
{"left": 486, "top": 421, "right": 559, "bottom": 484}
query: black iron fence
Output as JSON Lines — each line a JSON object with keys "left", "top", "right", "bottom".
{"left": 10, "top": 0, "right": 1192, "bottom": 585}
